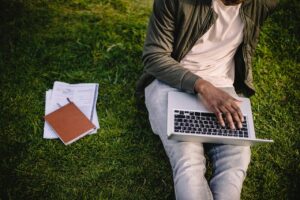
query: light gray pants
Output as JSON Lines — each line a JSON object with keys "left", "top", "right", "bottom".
{"left": 145, "top": 80, "right": 251, "bottom": 200}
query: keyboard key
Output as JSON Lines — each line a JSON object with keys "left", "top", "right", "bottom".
{"left": 201, "top": 113, "right": 213, "bottom": 117}
{"left": 175, "top": 115, "right": 185, "bottom": 119}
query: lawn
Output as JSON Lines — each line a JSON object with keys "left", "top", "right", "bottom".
{"left": 0, "top": 0, "right": 299, "bottom": 199}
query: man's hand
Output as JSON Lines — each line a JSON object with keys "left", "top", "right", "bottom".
{"left": 194, "top": 79, "right": 244, "bottom": 130}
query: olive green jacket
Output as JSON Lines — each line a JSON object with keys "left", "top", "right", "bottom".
{"left": 136, "top": 0, "right": 277, "bottom": 98}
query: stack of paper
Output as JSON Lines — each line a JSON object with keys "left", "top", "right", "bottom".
{"left": 43, "top": 81, "right": 100, "bottom": 139}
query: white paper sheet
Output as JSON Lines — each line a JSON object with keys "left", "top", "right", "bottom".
{"left": 43, "top": 82, "right": 100, "bottom": 139}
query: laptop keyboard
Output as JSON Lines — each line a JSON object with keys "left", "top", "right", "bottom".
{"left": 174, "top": 110, "right": 249, "bottom": 138}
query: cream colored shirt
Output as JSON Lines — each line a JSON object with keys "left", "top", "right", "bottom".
{"left": 180, "top": 0, "right": 244, "bottom": 87}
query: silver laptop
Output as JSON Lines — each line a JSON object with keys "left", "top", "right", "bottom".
{"left": 167, "top": 91, "right": 273, "bottom": 146}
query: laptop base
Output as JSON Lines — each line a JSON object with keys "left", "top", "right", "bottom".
{"left": 169, "top": 133, "right": 273, "bottom": 146}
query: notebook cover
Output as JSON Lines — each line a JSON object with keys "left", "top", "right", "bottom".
{"left": 44, "top": 102, "right": 96, "bottom": 145}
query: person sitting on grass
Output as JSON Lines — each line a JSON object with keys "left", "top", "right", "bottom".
{"left": 136, "top": 0, "right": 277, "bottom": 199}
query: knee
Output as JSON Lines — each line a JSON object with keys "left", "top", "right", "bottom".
{"left": 213, "top": 145, "right": 251, "bottom": 172}
{"left": 231, "top": 146, "right": 251, "bottom": 171}
{"left": 168, "top": 142, "right": 207, "bottom": 180}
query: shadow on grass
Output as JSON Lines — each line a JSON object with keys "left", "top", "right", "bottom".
{"left": 0, "top": 0, "right": 55, "bottom": 199}
{"left": 0, "top": 0, "right": 53, "bottom": 56}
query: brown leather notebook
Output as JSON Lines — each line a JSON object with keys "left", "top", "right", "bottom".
{"left": 44, "top": 101, "right": 96, "bottom": 145}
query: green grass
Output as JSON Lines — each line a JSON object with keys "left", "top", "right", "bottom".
{"left": 0, "top": 0, "right": 299, "bottom": 199}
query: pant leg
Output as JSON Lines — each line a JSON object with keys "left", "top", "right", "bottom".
{"left": 145, "top": 80, "right": 213, "bottom": 200}
{"left": 206, "top": 144, "right": 251, "bottom": 200}
{"left": 205, "top": 88, "right": 251, "bottom": 200}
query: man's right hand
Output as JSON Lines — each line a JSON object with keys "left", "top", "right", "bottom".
{"left": 194, "top": 79, "right": 244, "bottom": 130}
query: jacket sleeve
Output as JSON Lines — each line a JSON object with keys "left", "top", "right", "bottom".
{"left": 142, "top": 0, "right": 200, "bottom": 93}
